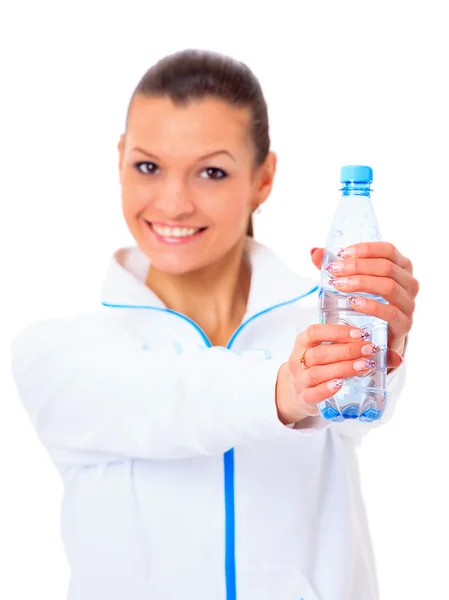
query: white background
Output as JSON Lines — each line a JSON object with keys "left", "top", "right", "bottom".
{"left": 0, "top": 1, "right": 445, "bottom": 598}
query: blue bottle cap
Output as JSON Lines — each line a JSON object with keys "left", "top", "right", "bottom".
{"left": 340, "top": 165, "right": 373, "bottom": 183}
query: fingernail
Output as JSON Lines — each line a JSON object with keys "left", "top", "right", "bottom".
{"left": 325, "top": 262, "right": 344, "bottom": 273}
{"left": 348, "top": 296, "right": 366, "bottom": 307}
{"left": 354, "top": 359, "right": 376, "bottom": 371}
{"left": 327, "top": 378, "right": 344, "bottom": 390}
{"left": 350, "top": 329, "right": 370, "bottom": 341}
{"left": 310, "top": 247, "right": 319, "bottom": 256}
{"left": 337, "top": 246, "right": 355, "bottom": 258}
{"left": 329, "top": 277, "right": 349, "bottom": 286}
{"left": 361, "top": 344, "right": 381, "bottom": 356}
{"left": 349, "top": 328, "right": 364, "bottom": 339}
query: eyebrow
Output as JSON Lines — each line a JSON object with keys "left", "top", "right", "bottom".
{"left": 131, "top": 147, "right": 236, "bottom": 163}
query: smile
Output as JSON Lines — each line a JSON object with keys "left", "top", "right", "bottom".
{"left": 145, "top": 221, "right": 208, "bottom": 245}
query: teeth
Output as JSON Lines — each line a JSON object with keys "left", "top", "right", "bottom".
{"left": 151, "top": 224, "right": 201, "bottom": 237}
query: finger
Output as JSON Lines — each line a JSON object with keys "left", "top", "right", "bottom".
{"left": 310, "top": 247, "right": 325, "bottom": 270}
{"left": 297, "top": 349, "right": 402, "bottom": 413}
{"left": 302, "top": 357, "right": 378, "bottom": 389}
{"left": 387, "top": 348, "right": 404, "bottom": 369}
{"left": 345, "top": 295, "right": 412, "bottom": 340}
{"left": 337, "top": 242, "right": 414, "bottom": 275}
{"left": 329, "top": 274, "right": 415, "bottom": 316}
{"left": 326, "top": 257, "right": 419, "bottom": 299}
{"left": 297, "top": 324, "right": 369, "bottom": 350}
{"left": 304, "top": 341, "right": 381, "bottom": 367}
{"left": 298, "top": 352, "right": 403, "bottom": 417}
{"left": 299, "top": 378, "right": 346, "bottom": 415}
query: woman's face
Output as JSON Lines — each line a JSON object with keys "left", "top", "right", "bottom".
{"left": 118, "top": 95, "right": 276, "bottom": 275}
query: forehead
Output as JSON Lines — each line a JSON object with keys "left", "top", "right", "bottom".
{"left": 126, "top": 95, "right": 252, "bottom": 155}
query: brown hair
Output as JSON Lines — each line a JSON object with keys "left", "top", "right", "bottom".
{"left": 125, "top": 49, "right": 271, "bottom": 238}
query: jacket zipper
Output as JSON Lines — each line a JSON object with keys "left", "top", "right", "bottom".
{"left": 103, "top": 284, "right": 317, "bottom": 600}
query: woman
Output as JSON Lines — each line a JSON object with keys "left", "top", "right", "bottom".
{"left": 11, "top": 49, "right": 418, "bottom": 600}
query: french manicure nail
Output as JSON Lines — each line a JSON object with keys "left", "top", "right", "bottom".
{"left": 325, "top": 262, "right": 344, "bottom": 273}
{"left": 348, "top": 296, "right": 366, "bottom": 307}
{"left": 354, "top": 359, "right": 376, "bottom": 371}
{"left": 361, "top": 344, "right": 381, "bottom": 356}
{"left": 327, "top": 378, "right": 344, "bottom": 390}
{"left": 337, "top": 246, "right": 355, "bottom": 258}
{"left": 349, "top": 328, "right": 364, "bottom": 339}
{"left": 329, "top": 277, "right": 349, "bottom": 286}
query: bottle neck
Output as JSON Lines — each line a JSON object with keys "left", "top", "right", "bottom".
{"left": 340, "top": 182, "right": 372, "bottom": 197}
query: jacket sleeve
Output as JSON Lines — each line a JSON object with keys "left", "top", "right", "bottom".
{"left": 10, "top": 312, "right": 324, "bottom": 467}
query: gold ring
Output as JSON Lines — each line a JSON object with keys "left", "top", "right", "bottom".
{"left": 299, "top": 350, "right": 309, "bottom": 368}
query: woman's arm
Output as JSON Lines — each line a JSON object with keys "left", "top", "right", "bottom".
{"left": 10, "top": 312, "right": 327, "bottom": 468}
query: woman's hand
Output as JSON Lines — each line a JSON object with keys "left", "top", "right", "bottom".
{"left": 310, "top": 242, "right": 419, "bottom": 363}
{"left": 275, "top": 324, "right": 382, "bottom": 425}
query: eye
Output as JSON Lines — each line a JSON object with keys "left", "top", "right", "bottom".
{"left": 200, "top": 167, "right": 228, "bottom": 180}
{"left": 134, "top": 162, "right": 228, "bottom": 180}
{"left": 134, "top": 161, "right": 159, "bottom": 175}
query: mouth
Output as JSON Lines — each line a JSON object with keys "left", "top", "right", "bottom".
{"left": 144, "top": 220, "right": 208, "bottom": 245}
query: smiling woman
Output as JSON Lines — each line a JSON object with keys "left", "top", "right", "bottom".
{"left": 115, "top": 50, "right": 278, "bottom": 335}
{"left": 118, "top": 93, "right": 272, "bottom": 276}
{"left": 122, "top": 51, "right": 270, "bottom": 225}
{"left": 10, "top": 47, "right": 416, "bottom": 600}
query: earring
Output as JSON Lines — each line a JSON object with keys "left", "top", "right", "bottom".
{"left": 255, "top": 206, "right": 262, "bottom": 215}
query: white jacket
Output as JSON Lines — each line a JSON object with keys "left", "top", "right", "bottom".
{"left": 10, "top": 236, "right": 406, "bottom": 600}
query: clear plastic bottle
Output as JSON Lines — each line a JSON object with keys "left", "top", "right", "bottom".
{"left": 317, "top": 165, "right": 388, "bottom": 422}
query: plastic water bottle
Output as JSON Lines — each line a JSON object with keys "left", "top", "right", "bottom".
{"left": 317, "top": 165, "right": 388, "bottom": 422}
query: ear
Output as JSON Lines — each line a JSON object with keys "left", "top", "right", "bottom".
{"left": 251, "top": 151, "right": 277, "bottom": 211}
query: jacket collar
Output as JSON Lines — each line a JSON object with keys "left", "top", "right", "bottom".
{"left": 100, "top": 236, "right": 318, "bottom": 320}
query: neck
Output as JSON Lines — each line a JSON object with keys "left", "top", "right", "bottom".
{"left": 145, "top": 236, "right": 251, "bottom": 343}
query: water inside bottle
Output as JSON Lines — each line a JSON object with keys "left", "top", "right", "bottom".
{"left": 317, "top": 286, "right": 388, "bottom": 423}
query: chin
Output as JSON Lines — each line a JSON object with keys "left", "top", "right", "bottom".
{"left": 148, "top": 254, "right": 215, "bottom": 275}
{"left": 136, "top": 236, "right": 213, "bottom": 274}
{"left": 132, "top": 220, "right": 245, "bottom": 275}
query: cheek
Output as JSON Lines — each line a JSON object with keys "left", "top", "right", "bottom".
{"left": 212, "top": 181, "right": 252, "bottom": 224}
{"left": 121, "top": 175, "right": 151, "bottom": 217}
{"left": 219, "top": 201, "right": 249, "bottom": 225}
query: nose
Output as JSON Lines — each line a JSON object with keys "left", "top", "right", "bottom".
{"left": 153, "top": 178, "right": 195, "bottom": 219}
